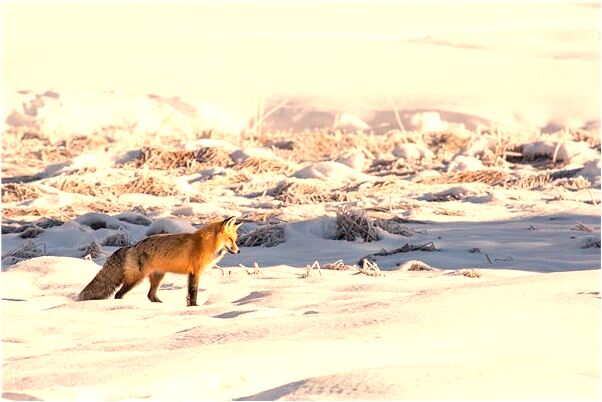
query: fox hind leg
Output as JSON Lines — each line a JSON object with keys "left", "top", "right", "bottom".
{"left": 147, "top": 272, "right": 165, "bottom": 303}
{"left": 115, "top": 268, "right": 144, "bottom": 299}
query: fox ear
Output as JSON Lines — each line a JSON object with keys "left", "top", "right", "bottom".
{"left": 222, "top": 216, "right": 237, "bottom": 229}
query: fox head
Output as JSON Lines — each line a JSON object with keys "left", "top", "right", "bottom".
{"left": 217, "top": 216, "right": 242, "bottom": 254}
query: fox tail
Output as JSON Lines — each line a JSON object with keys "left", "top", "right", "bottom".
{"left": 78, "top": 247, "right": 128, "bottom": 301}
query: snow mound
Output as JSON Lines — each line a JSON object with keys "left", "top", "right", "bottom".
{"left": 335, "top": 150, "right": 370, "bottom": 171}
{"left": 410, "top": 111, "right": 448, "bottom": 132}
{"left": 333, "top": 113, "right": 370, "bottom": 131}
{"left": 75, "top": 212, "right": 125, "bottom": 231}
{"left": 230, "top": 147, "right": 280, "bottom": 164}
{"left": 2, "top": 256, "right": 99, "bottom": 299}
{"left": 447, "top": 155, "right": 485, "bottom": 172}
{"left": 420, "top": 184, "right": 489, "bottom": 202}
{"left": 291, "top": 161, "right": 371, "bottom": 181}
{"left": 146, "top": 218, "right": 197, "bottom": 236}
{"left": 392, "top": 143, "right": 434, "bottom": 161}
{"left": 521, "top": 140, "right": 599, "bottom": 164}
{"left": 5, "top": 91, "right": 247, "bottom": 141}
{"left": 577, "top": 160, "right": 601, "bottom": 187}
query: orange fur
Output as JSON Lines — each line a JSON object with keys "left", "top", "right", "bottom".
{"left": 78, "top": 216, "right": 241, "bottom": 306}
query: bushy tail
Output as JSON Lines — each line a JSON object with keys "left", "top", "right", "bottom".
{"left": 78, "top": 247, "right": 128, "bottom": 301}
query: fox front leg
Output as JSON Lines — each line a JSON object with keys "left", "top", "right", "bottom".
{"left": 186, "top": 273, "right": 200, "bottom": 307}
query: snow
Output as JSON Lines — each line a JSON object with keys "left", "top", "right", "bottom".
{"left": 230, "top": 147, "right": 279, "bottom": 164}
{"left": 447, "top": 155, "right": 486, "bottom": 172}
{"left": 335, "top": 150, "right": 369, "bottom": 172}
{"left": 522, "top": 139, "right": 600, "bottom": 164}
{"left": 291, "top": 161, "right": 370, "bottom": 182}
{"left": 392, "top": 143, "right": 435, "bottom": 161}
{"left": 579, "top": 160, "right": 602, "bottom": 187}
{"left": 2, "top": 2, "right": 601, "bottom": 400}
{"left": 146, "top": 218, "right": 197, "bottom": 236}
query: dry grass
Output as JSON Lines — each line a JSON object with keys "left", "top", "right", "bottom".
{"left": 458, "top": 268, "right": 481, "bottom": 278}
{"left": 403, "top": 260, "right": 434, "bottom": 271}
{"left": 419, "top": 170, "right": 508, "bottom": 186}
{"left": 239, "top": 211, "right": 285, "bottom": 226}
{"left": 359, "top": 242, "right": 437, "bottom": 266}
{"left": 581, "top": 237, "right": 601, "bottom": 249}
{"left": 574, "top": 222, "right": 595, "bottom": 233}
{"left": 374, "top": 216, "right": 423, "bottom": 237}
{"left": 239, "top": 262, "right": 262, "bottom": 275}
{"left": 51, "top": 176, "right": 116, "bottom": 197}
{"left": 1, "top": 240, "right": 46, "bottom": 264}
{"left": 508, "top": 174, "right": 552, "bottom": 190}
{"left": 233, "top": 157, "right": 292, "bottom": 175}
{"left": 117, "top": 175, "right": 177, "bottom": 197}
{"left": 18, "top": 226, "right": 44, "bottom": 239}
{"left": 334, "top": 207, "right": 379, "bottom": 242}
{"left": 555, "top": 177, "right": 592, "bottom": 191}
{"left": 271, "top": 180, "right": 350, "bottom": 205}
{"left": 1, "top": 183, "right": 44, "bottom": 203}
{"left": 102, "top": 231, "right": 133, "bottom": 247}
{"left": 322, "top": 259, "right": 354, "bottom": 271}
{"left": 356, "top": 259, "right": 385, "bottom": 276}
{"left": 299, "top": 261, "right": 322, "bottom": 278}
{"left": 367, "top": 158, "right": 416, "bottom": 176}
{"left": 238, "top": 225, "right": 285, "bottom": 247}
{"left": 135, "top": 146, "right": 233, "bottom": 171}
{"left": 81, "top": 241, "right": 104, "bottom": 259}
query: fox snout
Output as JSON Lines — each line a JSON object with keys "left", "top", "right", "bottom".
{"left": 226, "top": 244, "right": 240, "bottom": 254}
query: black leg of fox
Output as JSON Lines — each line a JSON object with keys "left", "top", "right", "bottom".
{"left": 187, "top": 273, "right": 200, "bottom": 307}
{"left": 147, "top": 272, "right": 165, "bottom": 303}
{"left": 115, "top": 275, "right": 143, "bottom": 299}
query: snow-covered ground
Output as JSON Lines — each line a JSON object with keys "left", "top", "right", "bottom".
{"left": 2, "top": 2, "right": 601, "bottom": 401}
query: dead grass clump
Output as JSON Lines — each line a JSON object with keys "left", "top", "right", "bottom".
{"left": 458, "top": 268, "right": 481, "bottom": 278}
{"left": 322, "top": 259, "right": 354, "bottom": 271}
{"left": 117, "top": 214, "right": 152, "bottom": 226}
{"left": 2, "top": 240, "right": 46, "bottom": 264}
{"left": 419, "top": 170, "right": 508, "bottom": 186}
{"left": 103, "top": 232, "right": 133, "bottom": 247}
{"left": 426, "top": 131, "right": 471, "bottom": 155}
{"left": 118, "top": 175, "right": 177, "bottom": 196}
{"left": 239, "top": 262, "right": 262, "bottom": 275}
{"left": 554, "top": 177, "right": 591, "bottom": 191}
{"left": 81, "top": 241, "right": 104, "bottom": 259}
{"left": 234, "top": 157, "right": 291, "bottom": 175}
{"left": 570, "top": 128, "right": 600, "bottom": 150}
{"left": 238, "top": 225, "right": 285, "bottom": 247}
{"left": 51, "top": 176, "right": 116, "bottom": 197}
{"left": 356, "top": 259, "right": 385, "bottom": 276}
{"left": 367, "top": 158, "right": 415, "bottom": 176}
{"left": 195, "top": 147, "right": 233, "bottom": 167}
{"left": 508, "top": 174, "right": 552, "bottom": 190}
{"left": 374, "top": 216, "right": 422, "bottom": 237}
{"left": 582, "top": 237, "right": 601, "bottom": 249}
{"left": 299, "top": 261, "right": 322, "bottom": 278}
{"left": 272, "top": 181, "right": 350, "bottom": 204}
{"left": 136, "top": 146, "right": 232, "bottom": 171}
{"left": 136, "top": 147, "right": 198, "bottom": 170}
{"left": 1, "top": 183, "right": 44, "bottom": 203}
{"left": 399, "top": 260, "right": 433, "bottom": 271}
{"left": 574, "top": 222, "right": 594, "bottom": 233}
{"left": 240, "top": 211, "right": 285, "bottom": 225}
{"left": 334, "top": 208, "right": 379, "bottom": 242}
{"left": 359, "top": 242, "right": 437, "bottom": 266}
{"left": 19, "top": 225, "right": 44, "bottom": 239}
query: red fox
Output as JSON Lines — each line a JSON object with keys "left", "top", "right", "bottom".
{"left": 78, "top": 216, "right": 242, "bottom": 306}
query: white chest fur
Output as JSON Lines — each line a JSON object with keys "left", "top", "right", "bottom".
{"left": 208, "top": 248, "right": 227, "bottom": 269}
